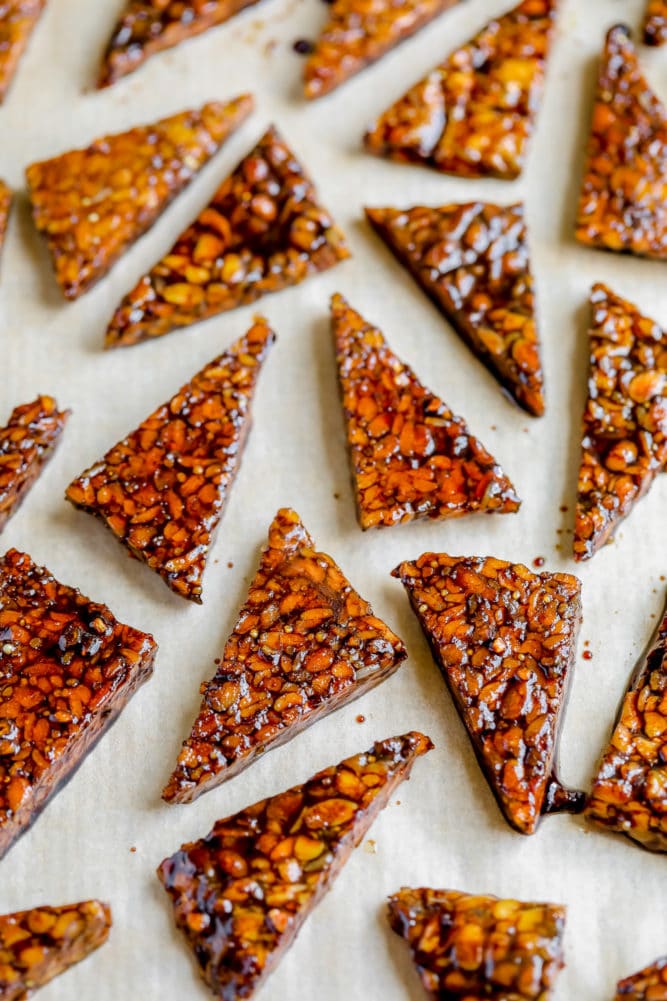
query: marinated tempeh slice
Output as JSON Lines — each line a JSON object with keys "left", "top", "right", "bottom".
{"left": 388, "top": 887, "right": 566, "bottom": 1000}
{"left": 574, "top": 284, "right": 667, "bottom": 562}
{"left": 159, "top": 732, "right": 432, "bottom": 1000}
{"left": 26, "top": 96, "right": 253, "bottom": 300}
{"left": 366, "top": 202, "right": 544, "bottom": 416}
{"left": 586, "top": 601, "right": 667, "bottom": 853}
{"left": 0, "top": 1, "right": 46, "bottom": 105}
{"left": 303, "top": 0, "right": 462, "bottom": 101}
{"left": 0, "top": 900, "right": 111, "bottom": 1000}
{"left": 645, "top": 1, "right": 667, "bottom": 45}
{"left": 163, "top": 507, "right": 407, "bottom": 803}
{"left": 105, "top": 127, "right": 349, "bottom": 349}
{"left": 0, "top": 550, "right": 157, "bottom": 861}
{"left": 365, "top": 0, "right": 557, "bottom": 180}
{"left": 393, "top": 554, "right": 584, "bottom": 834}
{"left": 615, "top": 956, "right": 667, "bottom": 998}
{"left": 99, "top": 0, "right": 266, "bottom": 88}
{"left": 0, "top": 397, "right": 69, "bottom": 534}
{"left": 67, "top": 321, "right": 274, "bottom": 603}
{"left": 576, "top": 26, "right": 667, "bottom": 259}
{"left": 0, "top": 180, "right": 12, "bottom": 262}
{"left": 331, "top": 294, "right": 521, "bottom": 529}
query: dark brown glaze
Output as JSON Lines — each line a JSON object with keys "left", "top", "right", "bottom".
{"left": 616, "top": 956, "right": 667, "bottom": 999}
{"left": 366, "top": 202, "right": 545, "bottom": 417}
{"left": 67, "top": 321, "right": 274, "bottom": 603}
{"left": 163, "top": 507, "right": 407, "bottom": 803}
{"left": 574, "top": 284, "right": 667, "bottom": 562}
{"left": 105, "top": 127, "right": 350, "bottom": 349}
{"left": 26, "top": 96, "right": 254, "bottom": 300}
{"left": 303, "top": 0, "right": 462, "bottom": 100}
{"left": 0, "top": 397, "right": 69, "bottom": 534}
{"left": 576, "top": 26, "right": 667, "bottom": 260}
{"left": 331, "top": 293, "right": 521, "bottom": 529}
{"left": 645, "top": 1, "right": 667, "bottom": 45}
{"left": 0, "top": 1, "right": 45, "bottom": 105}
{"left": 0, "top": 180, "right": 11, "bottom": 263}
{"left": 388, "top": 886, "right": 566, "bottom": 999}
{"left": 0, "top": 549, "right": 157, "bottom": 861}
{"left": 0, "top": 901, "right": 111, "bottom": 1000}
{"left": 393, "top": 554, "right": 584, "bottom": 835}
{"left": 98, "top": 0, "right": 263, "bottom": 87}
{"left": 158, "top": 732, "right": 433, "bottom": 1000}
{"left": 586, "top": 601, "right": 667, "bottom": 853}
{"left": 365, "top": 0, "right": 557, "bottom": 180}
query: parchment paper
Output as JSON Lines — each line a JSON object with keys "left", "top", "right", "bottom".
{"left": 1, "top": 1, "right": 666, "bottom": 998}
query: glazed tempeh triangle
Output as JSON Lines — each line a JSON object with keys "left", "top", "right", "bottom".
{"left": 331, "top": 293, "right": 521, "bottom": 529}
{"left": 67, "top": 321, "right": 274, "bottom": 603}
{"left": 365, "top": 0, "right": 557, "bottom": 179}
{"left": 0, "top": 1, "right": 46, "bottom": 104}
{"left": 159, "top": 733, "right": 432, "bottom": 1000}
{"left": 163, "top": 507, "right": 407, "bottom": 802}
{"left": 393, "top": 553, "right": 584, "bottom": 834}
{"left": 26, "top": 96, "right": 253, "bottom": 299}
{"left": 366, "top": 202, "right": 545, "bottom": 415}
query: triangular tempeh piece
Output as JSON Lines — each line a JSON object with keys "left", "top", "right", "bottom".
{"left": 0, "top": 396, "right": 69, "bottom": 533}
{"left": 0, "top": 180, "right": 12, "bottom": 263}
{"left": 366, "top": 202, "right": 545, "bottom": 416}
{"left": 98, "top": 0, "right": 265, "bottom": 88}
{"left": 26, "top": 96, "right": 253, "bottom": 300}
{"left": 645, "top": 1, "right": 667, "bottom": 45}
{"left": 163, "top": 507, "right": 407, "bottom": 802}
{"left": 615, "top": 956, "right": 667, "bottom": 998}
{"left": 586, "top": 600, "right": 667, "bottom": 853}
{"left": 0, "top": 550, "right": 156, "bottom": 860}
{"left": 303, "top": 0, "right": 462, "bottom": 100}
{"left": 0, "top": 901, "right": 111, "bottom": 998}
{"left": 576, "top": 25, "right": 667, "bottom": 259}
{"left": 331, "top": 293, "right": 521, "bottom": 529}
{"left": 365, "top": 0, "right": 557, "bottom": 180}
{"left": 393, "top": 554, "right": 585, "bottom": 834}
{"left": 0, "top": 1, "right": 46, "bottom": 104}
{"left": 574, "top": 284, "right": 667, "bottom": 562}
{"left": 387, "top": 887, "right": 566, "bottom": 999}
{"left": 67, "top": 321, "right": 274, "bottom": 603}
{"left": 105, "top": 127, "right": 349, "bottom": 349}
{"left": 159, "top": 733, "right": 432, "bottom": 1000}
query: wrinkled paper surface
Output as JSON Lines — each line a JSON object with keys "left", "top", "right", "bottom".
{"left": 1, "top": 1, "right": 666, "bottom": 998}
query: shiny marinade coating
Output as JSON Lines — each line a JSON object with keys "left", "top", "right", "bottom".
{"left": 586, "top": 603, "right": 667, "bottom": 853}
{"left": 67, "top": 321, "right": 274, "bottom": 604}
{"left": 576, "top": 25, "right": 667, "bottom": 260}
{"left": 0, "top": 550, "right": 156, "bottom": 861}
{"left": 365, "top": 0, "right": 557, "bottom": 180}
{"left": 0, "top": 180, "right": 11, "bottom": 260}
{"left": 616, "top": 956, "right": 667, "bottom": 999}
{"left": 0, "top": 900, "right": 111, "bottom": 1001}
{"left": 25, "top": 96, "right": 254, "bottom": 300}
{"left": 303, "top": 0, "right": 462, "bottom": 100}
{"left": 574, "top": 284, "right": 667, "bottom": 562}
{"left": 645, "top": 1, "right": 667, "bottom": 45}
{"left": 0, "top": 397, "right": 69, "bottom": 534}
{"left": 0, "top": 1, "right": 45, "bottom": 105}
{"left": 105, "top": 127, "right": 350, "bottom": 349}
{"left": 158, "top": 732, "right": 433, "bottom": 1001}
{"left": 331, "top": 293, "right": 521, "bottom": 529}
{"left": 393, "top": 554, "right": 584, "bottom": 834}
{"left": 99, "top": 0, "right": 263, "bottom": 88}
{"left": 163, "top": 507, "right": 407, "bottom": 803}
{"left": 366, "top": 202, "right": 544, "bottom": 417}
{"left": 388, "top": 887, "right": 566, "bottom": 1000}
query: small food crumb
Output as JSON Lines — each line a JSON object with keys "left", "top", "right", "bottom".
{"left": 356, "top": 714, "right": 366, "bottom": 724}
{"left": 293, "top": 38, "right": 314, "bottom": 54}
{"left": 395, "top": 800, "right": 401, "bottom": 806}
{"left": 227, "top": 562, "right": 234, "bottom": 569}
{"left": 364, "top": 839, "right": 377, "bottom": 854}
{"left": 532, "top": 556, "right": 545, "bottom": 568}
{"left": 333, "top": 492, "right": 341, "bottom": 500}
{"left": 559, "top": 505, "right": 569, "bottom": 513}
{"left": 130, "top": 846, "right": 137, "bottom": 853}
{"left": 583, "top": 650, "right": 593, "bottom": 661}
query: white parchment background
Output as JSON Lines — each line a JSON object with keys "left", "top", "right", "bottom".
{"left": 1, "top": 0, "right": 666, "bottom": 998}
